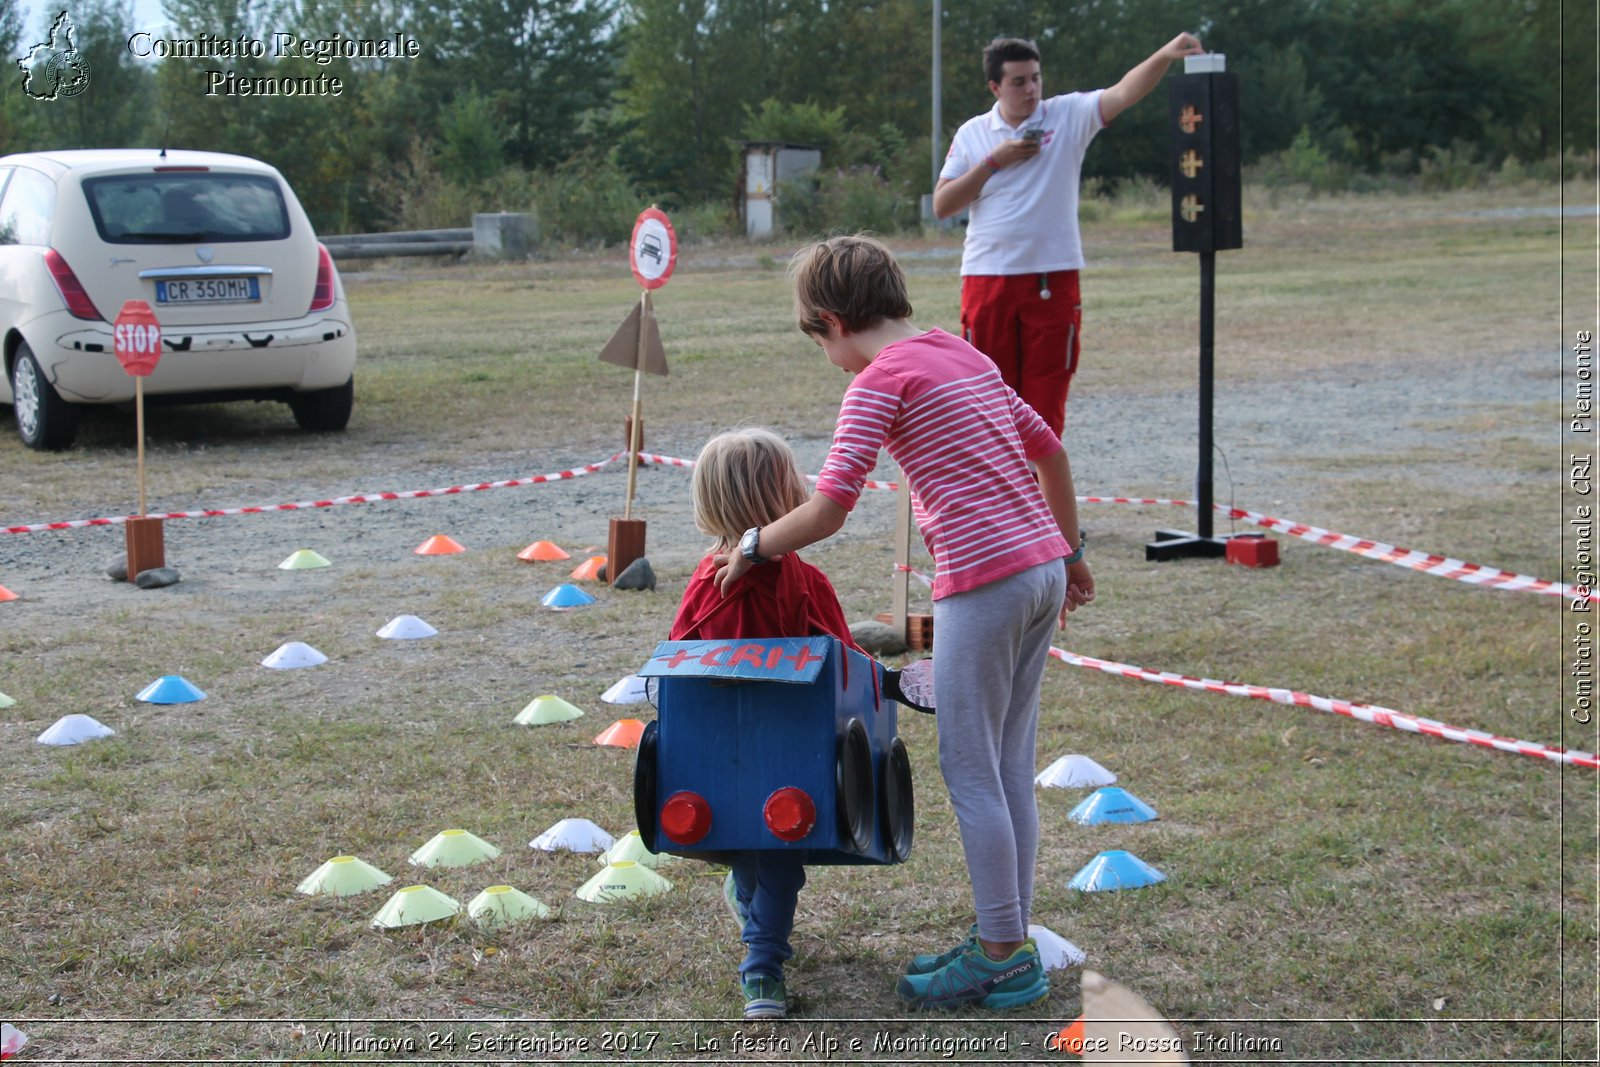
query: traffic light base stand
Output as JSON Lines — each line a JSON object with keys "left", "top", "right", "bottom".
{"left": 1145, "top": 528, "right": 1229, "bottom": 562}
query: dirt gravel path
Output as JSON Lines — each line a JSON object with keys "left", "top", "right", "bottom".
{"left": 0, "top": 346, "right": 1551, "bottom": 627}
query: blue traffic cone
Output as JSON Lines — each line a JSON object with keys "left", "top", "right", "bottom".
{"left": 1067, "top": 850, "right": 1166, "bottom": 892}
{"left": 136, "top": 674, "right": 206, "bottom": 704}
{"left": 542, "top": 584, "right": 597, "bottom": 609}
{"left": 1067, "top": 786, "right": 1159, "bottom": 825}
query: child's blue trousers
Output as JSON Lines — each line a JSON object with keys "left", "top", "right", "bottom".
{"left": 729, "top": 851, "right": 807, "bottom": 980}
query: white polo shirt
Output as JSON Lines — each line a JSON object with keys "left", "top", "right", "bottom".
{"left": 940, "top": 91, "right": 1105, "bottom": 276}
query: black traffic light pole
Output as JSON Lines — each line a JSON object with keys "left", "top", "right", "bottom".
{"left": 1147, "top": 57, "right": 1240, "bottom": 562}
{"left": 1197, "top": 248, "right": 1216, "bottom": 541}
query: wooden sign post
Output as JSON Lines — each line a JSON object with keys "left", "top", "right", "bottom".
{"left": 598, "top": 206, "right": 676, "bottom": 585}
{"left": 114, "top": 300, "right": 165, "bottom": 580}
{"left": 875, "top": 479, "right": 933, "bottom": 650}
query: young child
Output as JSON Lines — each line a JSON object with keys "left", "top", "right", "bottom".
{"left": 714, "top": 235, "right": 1095, "bottom": 1012}
{"left": 667, "top": 427, "right": 864, "bottom": 1021}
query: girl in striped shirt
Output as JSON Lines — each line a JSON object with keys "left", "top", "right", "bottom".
{"left": 714, "top": 235, "right": 1094, "bottom": 1012}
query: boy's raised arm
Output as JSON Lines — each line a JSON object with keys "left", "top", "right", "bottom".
{"left": 1099, "top": 32, "right": 1205, "bottom": 124}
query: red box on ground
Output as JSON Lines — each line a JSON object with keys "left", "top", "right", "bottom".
{"left": 1226, "top": 535, "right": 1279, "bottom": 568}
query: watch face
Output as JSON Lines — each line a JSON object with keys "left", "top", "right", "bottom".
{"left": 741, "top": 529, "right": 760, "bottom": 560}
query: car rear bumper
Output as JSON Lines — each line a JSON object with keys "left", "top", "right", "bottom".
{"left": 23, "top": 305, "right": 356, "bottom": 403}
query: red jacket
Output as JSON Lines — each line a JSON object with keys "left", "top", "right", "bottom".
{"left": 670, "top": 551, "right": 862, "bottom": 652}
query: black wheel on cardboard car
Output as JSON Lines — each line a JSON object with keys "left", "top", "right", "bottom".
{"left": 632, "top": 718, "right": 660, "bottom": 851}
{"left": 881, "top": 736, "right": 914, "bottom": 862}
{"left": 11, "top": 342, "right": 79, "bottom": 450}
{"left": 288, "top": 376, "right": 353, "bottom": 432}
{"left": 835, "top": 717, "right": 874, "bottom": 853}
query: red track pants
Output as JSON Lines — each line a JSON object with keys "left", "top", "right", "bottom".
{"left": 960, "top": 270, "right": 1082, "bottom": 439}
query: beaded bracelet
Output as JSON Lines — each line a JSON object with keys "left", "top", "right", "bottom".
{"left": 982, "top": 154, "right": 1001, "bottom": 173}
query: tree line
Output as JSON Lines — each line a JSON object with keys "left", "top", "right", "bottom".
{"left": 2, "top": 0, "right": 1593, "bottom": 242}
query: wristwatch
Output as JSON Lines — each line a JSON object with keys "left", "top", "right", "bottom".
{"left": 739, "top": 526, "right": 768, "bottom": 565}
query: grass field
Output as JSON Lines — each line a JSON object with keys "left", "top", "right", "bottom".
{"left": 1, "top": 182, "right": 1595, "bottom": 1063}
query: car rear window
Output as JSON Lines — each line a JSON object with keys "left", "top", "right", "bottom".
{"left": 82, "top": 172, "right": 290, "bottom": 243}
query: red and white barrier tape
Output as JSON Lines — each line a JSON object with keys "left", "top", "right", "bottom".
{"left": 5, "top": 448, "right": 1586, "bottom": 604}
{"left": 1, "top": 453, "right": 626, "bottom": 534}
{"left": 1082, "top": 495, "right": 1593, "bottom": 603}
{"left": 897, "top": 564, "right": 1591, "bottom": 769}
{"left": 634, "top": 451, "right": 900, "bottom": 492}
{"left": 1049, "top": 645, "right": 1598, "bottom": 770}
{"left": 1215, "top": 501, "right": 1590, "bottom": 601}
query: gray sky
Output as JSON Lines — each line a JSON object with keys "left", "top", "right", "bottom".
{"left": 18, "top": 1, "right": 171, "bottom": 42}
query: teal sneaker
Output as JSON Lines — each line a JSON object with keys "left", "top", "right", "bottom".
{"left": 896, "top": 939, "right": 1048, "bottom": 1011}
{"left": 741, "top": 974, "right": 787, "bottom": 1019}
{"left": 904, "top": 924, "right": 978, "bottom": 975}
{"left": 722, "top": 871, "right": 749, "bottom": 932}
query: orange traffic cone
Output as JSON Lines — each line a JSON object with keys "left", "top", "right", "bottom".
{"left": 594, "top": 719, "right": 645, "bottom": 749}
{"left": 0, "top": 584, "right": 16, "bottom": 602}
{"left": 570, "top": 555, "right": 607, "bottom": 581}
{"left": 517, "top": 540, "right": 570, "bottom": 562}
{"left": 1051, "top": 1016, "right": 1086, "bottom": 1055}
{"left": 415, "top": 534, "right": 466, "bottom": 556}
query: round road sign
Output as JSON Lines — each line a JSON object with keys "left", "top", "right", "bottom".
{"left": 114, "top": 300, "right": 162, "bottom": 377}
{"left": 629, "top": 207, "right": 677, "bottom": 290}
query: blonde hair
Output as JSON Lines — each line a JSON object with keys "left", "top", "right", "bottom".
{"left": 692, "top": 428, "right": 810, "bottom": 548}
{"left": 790, "top": 234, "right": 913, "bottom": 339}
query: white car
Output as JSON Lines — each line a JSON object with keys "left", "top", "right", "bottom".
{"left": 0, "top": 148, "right": 357, "bottom": 449}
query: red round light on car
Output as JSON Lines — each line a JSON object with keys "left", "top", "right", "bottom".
{"left": 659, "top": 791, "right": 712, "bottom": 845}
{"left": 763, "top": 787, "right": 816, "bottom": 842}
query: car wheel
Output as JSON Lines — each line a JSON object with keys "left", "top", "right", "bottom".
{"left": 11, "top": 343, "right": 79, "bottom": 450}
{"left": 633, "top": 719, "right": 660, "bottom": 850}
{"left": 288, "top": 376, "right": 353, "bottom": 432}
{"left": 835, "top": 717, "right": 874, "bottom": 854}
{"left": 880, "top": 736, "right": 915, "bottom": 862}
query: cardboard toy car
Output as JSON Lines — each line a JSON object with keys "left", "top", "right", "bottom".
{"left": 633, "top": 636, "right": 913, "bottom": 865}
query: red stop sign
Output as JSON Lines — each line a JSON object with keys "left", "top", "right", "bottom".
{"left": 114, "top": 300, "right": 162, "bottom": 377}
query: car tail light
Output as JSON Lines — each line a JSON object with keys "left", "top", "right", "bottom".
{"left": 763, "top": 787, "right": 816, "bottom": 842}
{"left": 660, "top": 790, "right": 712, "bottom": 845}
{"left": 43, "top": 250, "right": 103, "bottom": 321}
{"left": 308, "top": 243, "right": 336, "bottom": 312}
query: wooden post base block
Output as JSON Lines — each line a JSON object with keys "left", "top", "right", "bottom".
{"left": 607, "top": 518, "right": 647, "bottom": 587}
{"left": 876, "top": 612, "right": 934, "bottom": 652}
{"left": 125, "top": 516, "right": 166, "bottom": 581}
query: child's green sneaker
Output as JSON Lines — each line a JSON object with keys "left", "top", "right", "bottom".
{"left": 741, "top": 974, "right": 787, "bottom": 1019}
{"left": 904, "top": 924, "right": 978, "bottom": 975}
{"left": 896, "top": 939, "right": 1048, "bottom": 1011}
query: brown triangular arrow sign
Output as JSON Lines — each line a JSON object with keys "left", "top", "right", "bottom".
{"left": 598, "top": 299, "right": 669, "bottom": 376}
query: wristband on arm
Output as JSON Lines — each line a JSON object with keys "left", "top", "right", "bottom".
{"left": 1064, "top": 529, "right": 1086, "bottom": 565}
{"left": 982, "top": 154, "right": 1001, "bottom": 173}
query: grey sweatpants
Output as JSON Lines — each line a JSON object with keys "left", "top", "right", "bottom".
{"left": 932, "top": 559, "right": 1067, "bottom": 943}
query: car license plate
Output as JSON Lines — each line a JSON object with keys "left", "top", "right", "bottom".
{"left": 155, "top": 276, "right": 261, "bottom": 304}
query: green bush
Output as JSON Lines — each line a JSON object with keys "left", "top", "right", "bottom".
{"left": 1418, "top": 140, "right": 1491, "bottom": 191}
{"left": 671, "top": 199, "right": 742, "bottom": 244}
{"left": 775, "top": 166, "right": 911, "bottom": 240}
{"left": 530, "top": 147, "right": 646, "bottom": 247}
{"left": 1249, "top": 126, "right": 1355, "bottom": 195}
{"left": 368, "top": 140, "right": 480, "bottom": 230}
{"left": 368, "top": 142, "right": 646, "bottom": 248}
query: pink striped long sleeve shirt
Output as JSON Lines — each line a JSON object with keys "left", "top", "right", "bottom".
{"left": 814, "top": 329, "right": 1070, "bottom": 599}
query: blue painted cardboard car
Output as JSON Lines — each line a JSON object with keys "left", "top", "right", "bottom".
{"left": 633, "top": 636, "right": 914, "bottom": 865}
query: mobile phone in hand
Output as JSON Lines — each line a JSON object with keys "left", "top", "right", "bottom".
{"left": 1023, "top": 128, "right": 1043, "bottom": 142}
